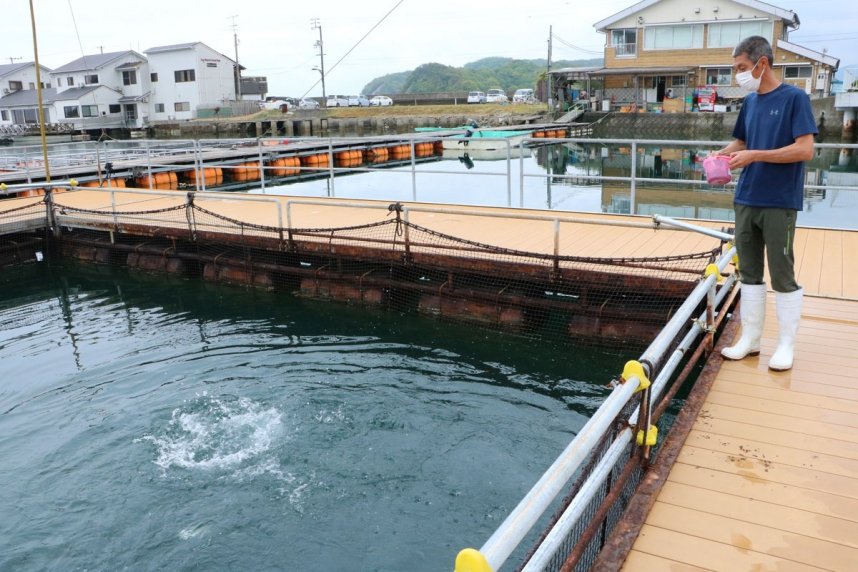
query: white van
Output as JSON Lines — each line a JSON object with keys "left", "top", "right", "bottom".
{"left": 513, "top": 88, "right": 536, "bottom": 103}
{"left": 326, "top": 95, "right": 349, "bottom": 107}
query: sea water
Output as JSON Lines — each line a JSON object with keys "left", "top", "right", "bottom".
{"left": 0, "top": 263, "right": 617, "bottom": 571}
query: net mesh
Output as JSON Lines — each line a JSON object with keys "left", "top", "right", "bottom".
{"left": 0, "top": 192, "right": 724, "bottom": 355}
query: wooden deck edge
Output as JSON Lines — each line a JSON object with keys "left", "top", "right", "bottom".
{"left": 591, "top": 304, "right": 741, "bottom": 572}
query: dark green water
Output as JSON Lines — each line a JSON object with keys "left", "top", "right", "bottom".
{"left": 0, "top": 263, "right": 617, "bottom": 571}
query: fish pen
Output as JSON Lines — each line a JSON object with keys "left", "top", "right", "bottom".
{"left": 0, "top": 186, "right": 729, "bottom": 355}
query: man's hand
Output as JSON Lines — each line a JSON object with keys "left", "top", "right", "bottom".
{"left": 729, "top": 150, "right": 757, "bottom": 169}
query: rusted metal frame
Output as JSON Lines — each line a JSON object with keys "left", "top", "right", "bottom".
{"left": 555, "top": 284, "right": 737, "bottom": 572}
{"left": 590, "top": 303, "right": 741, "bottom": 572}
{"left": 650, "top": 283, "right": 738, "bottom": 424}
{"left": 558, "top": 446, "right": 642, "bottom": 572}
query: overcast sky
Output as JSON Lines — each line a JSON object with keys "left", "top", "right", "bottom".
{"left": 4, "top": 0, "right": 856, "bottom": 96}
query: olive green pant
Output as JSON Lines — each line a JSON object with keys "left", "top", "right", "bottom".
{"left": 734, "top": 204, "right": 801, "bottom": 293}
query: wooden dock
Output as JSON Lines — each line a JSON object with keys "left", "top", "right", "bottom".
{"left": 619, "top": 226, "right": 858, "bottom": 571}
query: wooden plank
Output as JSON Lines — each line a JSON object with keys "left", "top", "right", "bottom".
{"left": 796, "top": 228, "right": 824, "bottom": 295}
{"left": 622, "top": 550, "right": 713, "bottom": 571}
{"left": 713, "top": 369, "right": 858, "bottom": 403}
{"left": 645, "top": 499, "right": 858, "bottom": 570}
{"left": 691, "top": 415, "right": 858, "bottom": 461}
{"left": 718, "top": 361, "right": 858, "bottom": 392}
{"left": 629, "top": 524, "right": 826, "bottom": 571}
{"left": 704, "top": 390, "right": 858, "bottom": 429}
{"left": 656, "top": 480, "right": 858, "bottom": 548}
{"left": 699, "top": 401, "right": 858, "bottom": 444}
{"left": 666, "top": 459, "right": 858, "bottom": 523}
{"left": 842, "top": 232, "right": 858, "bottom": 299}
{"left": 818, "top": 230, "right": 844, "bottom": 298}
{"left": 711, "top": 378, "right": 858, "bottom": 414}
{"left": 675, "top": 445, "right": 858, "bottom": 499}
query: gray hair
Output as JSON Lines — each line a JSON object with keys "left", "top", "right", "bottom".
{"left": 733, "top": 36, "right": 774, "bottom": 64}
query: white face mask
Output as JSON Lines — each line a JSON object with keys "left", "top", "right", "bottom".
{"left": 736, "top": 60, "right": 762, "bottom": 93}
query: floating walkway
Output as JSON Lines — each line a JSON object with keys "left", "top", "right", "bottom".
{"left": 0, "top": 123, "right": 590, "bottom": 193}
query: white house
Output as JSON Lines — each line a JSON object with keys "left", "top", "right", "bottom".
{"left": 49, "top": 50, "right": 151, "bottom": 129}
{"left": 145, "top": 42, "right": 237, "bottom": 121}
{"left": 0, "top": 88, "right": 56, "bottom": 128}
{"left": 0, "top": 61, "right": 53, "bottom": 95}
{"left": 53, "top": 86, "right": 128, "bottom": 129}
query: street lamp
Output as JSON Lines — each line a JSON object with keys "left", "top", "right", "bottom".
{"left": 312, "top": 66, "right": 326, "bottom": 105}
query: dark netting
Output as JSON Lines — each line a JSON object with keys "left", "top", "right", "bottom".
{"left": 1, "top": 195, "right": 725, "bottom": 355}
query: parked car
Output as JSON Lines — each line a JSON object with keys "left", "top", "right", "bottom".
{"left": 467, "top": 91, "right": 486, "bottom": 104}
{"left": 297, "top": 98, "right": 320, "bottom": 110}
{"left": 326, "top": 94, "right": 349, "bottom": 107}
{"left": 369, "top": 95, "right": 393, "bottom": 107}
{"left": 486, "top": 89, "right": 508, "bottom": 103}
{"left": 348, "top": 95, "right": 371, "bottom": 107}
{"left": 512, "top": 88, "right": 536, "bottom": 103}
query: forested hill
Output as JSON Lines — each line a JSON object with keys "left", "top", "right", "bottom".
{"left": 361, "top": 57, "right": 603, "bottom": 95}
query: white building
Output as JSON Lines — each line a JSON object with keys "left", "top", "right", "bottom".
{"left": 49, "top": 50, "right": 150, "bottom": 129}
{"left": 0, "top": 62, "right": 53, "bottom": 128}
{"left": 0, "top": 61, "right": 53, "bottom": 96}
{"left": 1, "top": 42, "right": 239, "bottom": 130}
{"left": 145, "top": 42, "right": 237, "bottom": 121}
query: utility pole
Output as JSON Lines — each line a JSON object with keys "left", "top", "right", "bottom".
{"left": 230, "top": 15, "right": 241, "bottom": 100}
{"left": 311, "top": 18, "right": 326, "bottom": 105}
{"left": 547, "top": 25, "right": 553, "bottom": 113}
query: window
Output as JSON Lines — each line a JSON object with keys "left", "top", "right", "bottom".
{"left": 150, "top": 72, "right": 158, "bottom": 82}
{"left": 206, "top": 62, "right": 217, "bottom": 68}
{"left": 174, "top": 69, "right": 195, "bottom": 83}
{"left": 8, "top": 81, "right": 23, "bottom": 91}
{"left": 611, "top": 29, "right": 637, "bottom": 56}
{"left": 708, "top": 21, "right": 773, "bottom": 48}
{"left": 41, "top": 82, "right": 51, "bottom": 89}
{"left": 84, "top": 74, "right": 99, "bottom": 84}
{"left": 174, "top": 101, "right": 190, "bottom": 112}
{"left": 706, "top": 68, "right": 732, "bottom": 86}
{"left": 67, "top": 77, "right": 74, "bottom": 86}
{"left": 125, "top": 104, "right": 137, "bottom": 121}
{"left": 28, "top": 82, "right": 35, "bottom": 90}
{"left": 82, "top": 105, "right": 99, "bottom": 117}
{"left": 122, "top": 70, "right": 137, "bottom": 86}
{"left": 784, "top": 66, "right": 812, "bottom": 79}
{"left": 155, "top": 103, "right": 165, "bottom": 113}
{"left": 108, "top": 104, "right": 121, "bottom": 114}
{"left": 13, "top": 109, "right": 39, "bottom": 124}
{"left": 1, "top": 110, "right": 7, "bottom": 121}
{"left": 644, "top": 24, "right": 703, "bottom": 50}
{"left": 671, "top": 75, "right": 687, "bottom": 86}
{"left": 63, "top": 105, "right": 80, "bottom": 118}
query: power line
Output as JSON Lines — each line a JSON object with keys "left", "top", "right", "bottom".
{"left": 300, "top": 0, "right": 406, "bottom": 99}
{"left": 551, "top": 33, "right": 602, "bottom": 56}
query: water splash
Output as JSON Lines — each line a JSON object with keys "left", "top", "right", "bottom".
{"left": 141, "top": 395, "right": 282, "bottom": 472}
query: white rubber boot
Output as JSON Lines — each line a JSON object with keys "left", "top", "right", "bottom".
{"left": 722, "top": 283, "right": 767, "bottom": 361}
{"left": 769, "top": 288, "right": 803, "bottom": 371}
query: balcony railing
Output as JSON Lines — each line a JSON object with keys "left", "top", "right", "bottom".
{"left": 612, "top": 43, "right": 637, "bottom": 57}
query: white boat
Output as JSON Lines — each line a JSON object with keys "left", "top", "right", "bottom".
{"left": 440, "top": 129, "right": 532, "bottom": 151}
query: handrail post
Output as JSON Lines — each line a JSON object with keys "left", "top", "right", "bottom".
{"left": 553, "top": 218, "right": 560, "bottom": 273}
{"left": 519, "top": 138, "right": 527, "bottom": 207}
{"left": 630, "top": 141, "right": 637, "bottom": 215}
{"left": 327, "top": 138, "right": 335, "bottom": 197}
{"left": 411, "top": 139, "right": 417, "bottom": 202}
{"left": 145, "top": 139, "right": 153, "bottom": 190}
{"left": 111, "top": 189, "right": 118, "bottom": 230}
{"left": 258, "top": 138, "right": 266, "bottom": 192}
{"left": 506, "top": 138, "right": 512, "bottom": 207}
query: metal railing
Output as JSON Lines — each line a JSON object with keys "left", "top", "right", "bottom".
{"left": 455, "top": 216, "right": 736, "bottom": 571}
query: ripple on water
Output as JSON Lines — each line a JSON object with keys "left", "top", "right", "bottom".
{"left": 139, "top": 394, "right": 283, "bottom": 473}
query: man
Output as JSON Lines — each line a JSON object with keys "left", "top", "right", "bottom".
{"left": 718, "top": 35, "right": 816, "bottom": 371}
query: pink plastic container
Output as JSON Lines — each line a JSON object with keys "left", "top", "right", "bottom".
{"left": 702, "top": 155, "right": 732, "bottom": 185}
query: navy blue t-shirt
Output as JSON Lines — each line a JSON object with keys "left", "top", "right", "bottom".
{"left": 732, "top": 83, "right": 817, "bottom": 210}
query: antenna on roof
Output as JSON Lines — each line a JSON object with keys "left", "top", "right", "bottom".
{"left": 97, "top": 45, "right": 104, "bottom": 54}
{"left": 6, "top": 57, "right": 23, "bottom": 64}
